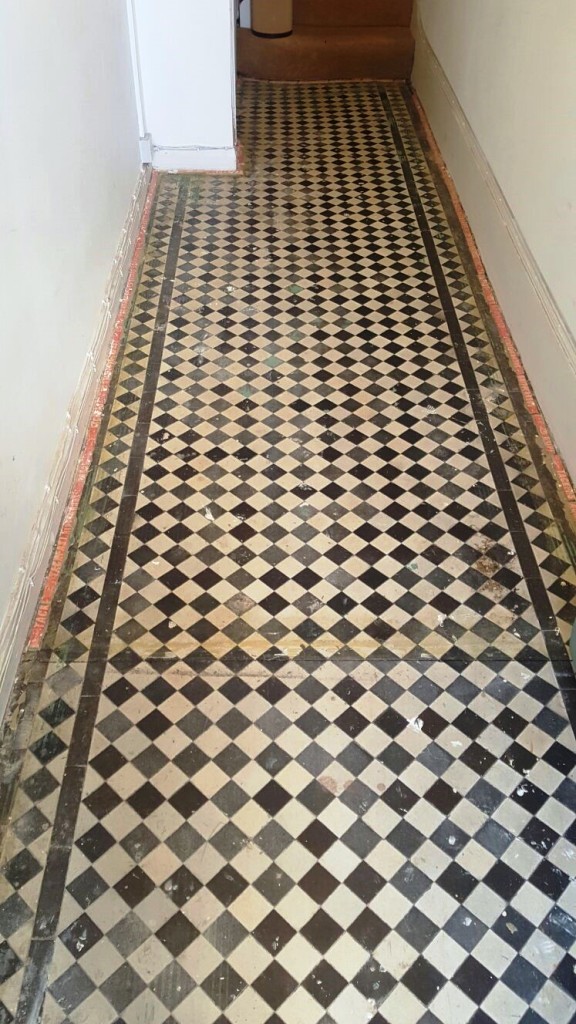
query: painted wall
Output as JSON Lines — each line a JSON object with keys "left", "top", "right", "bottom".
{"left": 133, "top": 0, "right": 237, "bottom": 169}
{"left": 0, "top": 4, "right": 141, "bottom": 674}
{"left": 417, "top": 1, "right": 576, "bottom": 341}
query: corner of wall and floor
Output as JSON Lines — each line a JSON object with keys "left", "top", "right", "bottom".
{"left": 0, "top": 1, "right": 239, "bottom": 728}
{"left": 0, "top": 165, "right": 153, "bottom": 727}
{"left": 0, "top": 2, "right": 149, "bottom": 727}
{"left": 410, "top": 1, "right": 576, "bottom": 490}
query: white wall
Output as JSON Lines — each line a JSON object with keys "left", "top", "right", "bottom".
{"left": 414, "top": 1, "right": 576, "bottom": 477}
{"left": 417, "top": 1, "right": 576, "bottom": 339}
{"left": 0, "top": 2, "right": 141, "bottom": 709}
{"left": 133, "top": 0, "right": 237, "bottom": 169}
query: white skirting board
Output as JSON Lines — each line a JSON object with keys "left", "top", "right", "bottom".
{"left": 412, "top": 15, "right": 576, "bottom": 484}
{"left": 153, "top": 146, "right": 238, "bottom": 172}
{"left": 0, "top": 166, "right": 152, "bottom": 725}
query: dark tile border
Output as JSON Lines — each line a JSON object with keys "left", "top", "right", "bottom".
{"left": 13, "top": 180, "right": 189, "bottom": 1024}
{"left": 5, "top": 86, "right": 576, "bottom": 1021}
{"left": 401, "top": 84, "right": 576, "bottom": 570}
{"left": 377, "top": 86, "right": 576, "bottom": 717}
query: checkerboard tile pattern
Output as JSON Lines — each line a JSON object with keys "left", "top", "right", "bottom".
{"left": 1, "top": 82, "right": 575, "bottom": 1024}
{"left": 11, "top": 655, "right": 576, "bottom": 1024}
{"left": 50, "top": 87, "right": 573, "bottom": 670}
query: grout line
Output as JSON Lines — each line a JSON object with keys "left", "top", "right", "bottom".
{"left": 411, "top": 93, "right": 576, "bottom": 523}
{"left": 27, "top": 171, "right": 160, "bottom": 650}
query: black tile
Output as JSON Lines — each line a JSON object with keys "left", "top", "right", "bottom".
{"left": 541, "top": 907, "right": 576, "bottom": 951}
{"left": 520, "top": 818, "right": 559, "bottom": 857}
{"left": 253, "top": 910, "right": 296, "bottom": 955}
{"left": 208, "top": 866, "right": 249, "bottom": 907}
{"left": 59, "top": 914, "right": 103, "bottom": 958}
{"left": 128, "top": 781, "right": 165, "bottom": 818}
{"left": 2, "top": 850, "right": 41, "bottom": 890}
{"left": 530, "top": 861, "right": 570, "bottom": 901}
{"left": 0, "top": 943, "right": 20, "bottom": 985}
{"left": 300, "top": 865, "right": 340, "bottom": 904}
{"left": 375, "top": 708, "right": 406, "bottom": 738}
{"left": 345, "top": 862, "right": 386, "bottom": 903}
{"left": 298, "top": 820, "right": 336, "bottom": 857}
{"left": 90, "top": 745, "right": 127, "bottom": 779}
{"left": 114, "top": 866, "right": 155, "bottom": 908}
{"left": 402, "top": 956, "right": 445, "bottom": 1004}
{"left": 349, "top": 907, "right": 391, "bottom": 952}
{"left": 381, "top": 780, "right": 419, "bottom": 816}
{"left": 553, "top": 952, "right": 576, "bottom": 996}
{"left": 484, "top": 862, "right": 524, "bottom": 901}
{"left": 437, "top": 863, "right": 478, "bottom": 903}
{"left": 453, "top": 956, "right": 497, "bottom": 1004}
{"left": 492, "top": 908, "right": 533, "bottom": 952}
{"left": 169, "top": 781, "right": 208, "bottom": 817}
{"left": 425, "top": 779, "right": 461, "bottom": 814}
{"left": 353, "top": 959, "right": 395, "bottom": 1001}
{"left": 303, "top": 960, "right": 347, "bottom": 1008}
{"left": 0, "top": 893, "right": 33, "bottom": 938}
{"left": 50, "top": 964, "right": 96, "bottom": 1014}
{"left": 253, "top": 962, "right": 297, "bottom": 1010}
{"left": 396, "top": 908, "right": 437, "bottom": 953}
{"left": 66, "top": 867, "right": 107, "bottom": 909}
{"left": 30, "top": 732, "right": 66, "bottom": 765}
{"left": 162, "top": 866, "right": 202, "bottom": 907}
{"left": 157, "top": 912, "right": 200, "bottom": 957}
{"left": 100, "top": 962, "right": 145, "bottom": 1012}
{"left": 502, "top": 956, "right": 546, "bottom": 1002}
{"left": 84, "top": 782, "right": 122, "bottom": 820}
{"left": 254, "top": 780, "right": 291, "bottom": 814}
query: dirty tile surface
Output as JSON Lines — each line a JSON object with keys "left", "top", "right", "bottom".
{"left": 1, "top": 83, "right": 576, "bottom": 1024}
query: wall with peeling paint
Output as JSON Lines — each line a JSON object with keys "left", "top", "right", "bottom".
{"left": 0, "top": 4, "right": 141, "bottom": 667}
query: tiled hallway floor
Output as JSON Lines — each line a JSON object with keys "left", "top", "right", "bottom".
{"left": 2, "top": 83, "right": 576, "bottom": 1024}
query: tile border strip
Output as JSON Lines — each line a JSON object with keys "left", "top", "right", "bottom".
{"left": 405, "top": 82, "right": 576, "bottom": 600}
{"left": 0, "top": 174, "right": 163, "bottom": 856}
{"left": 377, "top": 87, "right": 575, "bottom": 711}
{"left": 14, "top": 179, "right": 189, "bottom": 1024}
{"left": 28, "top": 171, "right": 160, "bottom": 652}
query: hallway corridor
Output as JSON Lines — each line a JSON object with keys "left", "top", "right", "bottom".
{"left": 2, "top": 82, "right": 576, "bottom": 1023}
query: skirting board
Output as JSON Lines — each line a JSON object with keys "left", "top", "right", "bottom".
{"left": 153, "top": 145, "right": 237, "bottom": 172}
{"left": 0, "top": 165, "right": 152, "bottom": 725}
{"left": 411, "top": 14, "right": 576, "bottom": 484}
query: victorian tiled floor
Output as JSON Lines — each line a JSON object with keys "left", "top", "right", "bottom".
{"left": 2, "top": 82, "right": 576, "bottom": 1024}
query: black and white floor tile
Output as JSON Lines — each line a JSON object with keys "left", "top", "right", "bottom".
{"left": 1, "top": 83, "right": 575, "bottom": 1024}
